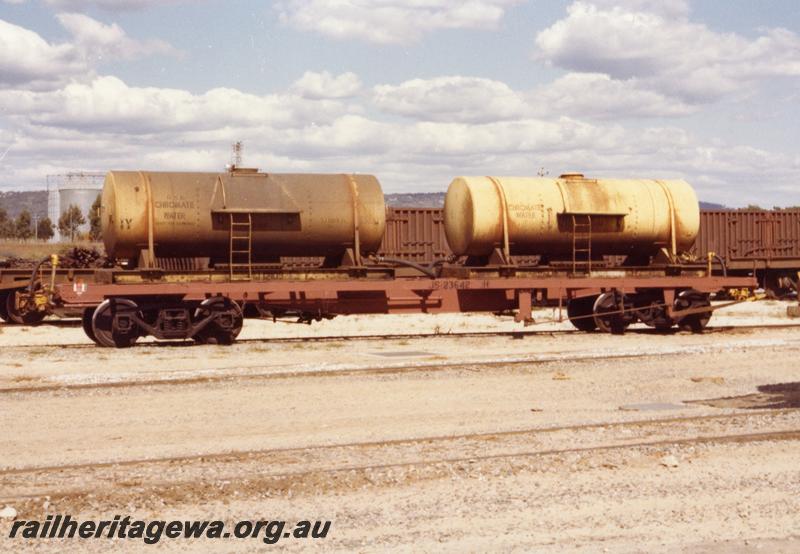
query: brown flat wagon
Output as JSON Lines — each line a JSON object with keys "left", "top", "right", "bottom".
{"left": 41, "top": 259, "right": 753, "bottom": 347}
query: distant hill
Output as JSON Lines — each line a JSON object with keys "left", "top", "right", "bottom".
{"left": 699, "top": 201, "right": 728, "bottom": 210}
{"left": 0, "top": 190, "right": 48, "bottom": 219}
{"left": 385, "top": 192, "right": 446, "bottom": 207}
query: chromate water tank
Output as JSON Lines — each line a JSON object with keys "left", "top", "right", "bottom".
{"left": 443, "top": 174, "right": 699, "bottom": 258}
{"left": 102, "top": 170, "right": 386, "bottom": 261}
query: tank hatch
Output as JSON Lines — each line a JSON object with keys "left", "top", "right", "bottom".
{"left": 210, "top": 173, "right": 301, "bottom": 214}
{"left": 558, "top": 178, "right": 629, "bottom": 216}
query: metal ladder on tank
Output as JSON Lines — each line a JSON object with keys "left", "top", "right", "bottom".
{"left": 571, "top": 214, "right": 593, "bottom": 274}
{"left": 229, "top": 213, "right": 253, "bottom": 280}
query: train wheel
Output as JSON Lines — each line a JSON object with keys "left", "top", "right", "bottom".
{"left": 92, "top": 299, "right": 140, "bottom": 348}
{"left": 593, "top": 291, "right": 631, "bottom": 334}
{"left": 82, "top": 308, "right": 99, "bottom": 344}
{"left": 0, "top": 291, "right": 9, "bottom": 322}
{"left": 634, "top": 297, "right": 674, "bottom": 331}
{"left": 4, "top": 289, "right": 46, "bottom": 326}
{"left": 566, "top": 295, "right": 598, "bottom": 331}
{"left": 192, "top": 298, "right": 243, "bottom": 345}
{"left": 674, "top": 289, "right": 711, "bottom": 333}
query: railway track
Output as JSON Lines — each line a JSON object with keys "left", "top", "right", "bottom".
{"left": 2, "top": 320, "right": 800, "bottom": 351}
{"left": 3, "top": 331, "right": 799, "bottom": 394}
{"left": 2, "top": 410, "right": 798, "bottom": 511}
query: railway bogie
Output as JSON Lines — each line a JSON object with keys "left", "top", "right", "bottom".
{"left": 85, "top": 296, "right": 246, "bottom": 346}
{"left": 566, "top": 287, "right": 713, "bottom": 334}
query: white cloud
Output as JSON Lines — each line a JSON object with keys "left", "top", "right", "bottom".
{"left": 42, "top": 0, "right": 187, "bottom": 10}
{"left": 532, "top": 72, "right": 694, "bottom": 118}
{"left": 56, "top": 12, "right": 177, "bottom": 62}
{"left": 371, "top": 73, "right": 692, "bottom": 122}
{"left": 0, "top": 15, "right": 178, "bottom": 90}
{"left": 276, "top": 0, "right": 522, "bottom": 44}
{"left": 373, "top": 76, "right": 528, "bottom": 123}
{"left": 0, "top": 18, "right": 85, "bottom": 90}
{"left": 535, "top": 1, "right": 800, "bottom": 103}
{"left": 4, "top": 69, "right": 796, "bottom": 205}
{"left": 587, "top": 0, "right": 689, "bottom": 18}
{"left": 291, "top": 71, "right": 362, "bottom": 99}
{"left": 0, "top": 75, "right": 351, "bottom": 134}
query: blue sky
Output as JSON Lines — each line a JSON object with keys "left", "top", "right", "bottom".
{"left": 0, "top": 0, "right": 798, "bottom": 206}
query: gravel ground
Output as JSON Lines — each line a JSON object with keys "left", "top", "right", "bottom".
{"left": 1, "top": 300, "right": 799, "bottom": 552}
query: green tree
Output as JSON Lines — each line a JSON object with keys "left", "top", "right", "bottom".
{"left": 89, "top": 193, "right": 102, "bottom": 241}
{"left": 36, "top": 216, "right": 55, "bottom": 241}
{"left": 0, "top": 207, "right": 10, "bottom": 238}
{"left": 58, "top": 204, "right": 86, "bottom": 242}
{"left": 15, "top": 210, "right": 33, "bottom": 239}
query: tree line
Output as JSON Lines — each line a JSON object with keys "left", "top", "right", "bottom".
{"left": 0, "top": 194, "right": 101, "bottom": 241}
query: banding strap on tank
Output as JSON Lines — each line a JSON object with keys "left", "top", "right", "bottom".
{"left": 486, "top": 176, "right": 511, "bottom": 262}
{"left": 654, "top": 180, "right": 677, "bottom": 260}
{"left": 345, "top": 174, "right": 362, "bottom": 265}
{"left": 217, "top": 175, "right": 228, "bottom": 208}
{"left": 553, "top": 178, "right": 569, "bottom": 213}
{"left": 138, "top": 171, "right": 156, "bottom": 268}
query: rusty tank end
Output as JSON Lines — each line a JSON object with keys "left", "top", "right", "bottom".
{"left": 443, "top": 174, "right": 700, "bottom": 258}
{"left": 102, "top": 170, "right": 385, "bottom": 262}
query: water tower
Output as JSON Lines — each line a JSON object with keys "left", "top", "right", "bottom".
{"left": 46, "top": 172, "right": 105, "bottom": 241}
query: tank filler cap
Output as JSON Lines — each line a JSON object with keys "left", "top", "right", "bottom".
{"left": 226, "top": 166, "right": 260, "bottom": 174}
{"left": 559, "top": 173, "right": 585, "bottom": 180}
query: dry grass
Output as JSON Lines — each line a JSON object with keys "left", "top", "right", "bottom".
{"left": 0, "top": 240, "right": 104, "bottom": 259}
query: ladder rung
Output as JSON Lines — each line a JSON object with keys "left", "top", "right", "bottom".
{"left": 229, "top": 212, "right": 252, "bottom": 279}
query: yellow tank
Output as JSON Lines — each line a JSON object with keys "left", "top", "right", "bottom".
{"left": 443, "top": 174, "right": 699, "bottom": 258}
{"left": 102, "top": 170, "right": 385, "bottom": 262}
